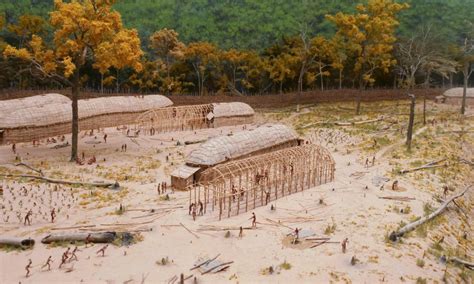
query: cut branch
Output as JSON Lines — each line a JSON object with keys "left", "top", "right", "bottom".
{"left": 389, "top": 185, "right": 472, "bottom": 241}
{"left": 400, "top": 159, "right": 446, "bottom": 174}
{"left": 14, "top": 162, "right": 44, "bottom": 176}
{"left": 0, "top": 174, "right": 117, "bottom": 188}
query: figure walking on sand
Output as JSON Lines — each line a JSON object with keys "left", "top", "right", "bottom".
{"left": 25, "top": 259, "right": 32, "bottom": 277}
{"left": 42, "top": 256, "right": 53, "bottom": 271}
{"left": 249, "top": 212, "right": 257, "bottom": 228}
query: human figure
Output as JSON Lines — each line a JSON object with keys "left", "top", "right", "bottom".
{"left": 96, "top": 244, "right": 108, "bottom": 257}
{"left": 85, "top": 233, "right": 92, "bottom": 247}
{"left": 443, "top": 185, "right": 449, "bottom": 198}
{"left": 231, "top": 185, "right": 237, "bottom": 201}
{"left": 294, "top": 227, "right": 300, "bottom": 241}
{"left": 50, "top": 208, "right": 56, "bottom": 223}
{"left": 25, "top": 259, "right": 32, "bottom": 277}
{"left": 341, "top": 238, "right": 349, "bottom": 253}
{"left": 12, "top": 143, "right": 16, "bottom": 154}
{"left": 59, "top": 247, "right": 70, "bottom": 268}
{"left": 70, "top": 246, "right": 79, "bottom": 261}
{"left": 372, "top": 156, "right": 376, "bottom": 166}
{"left": 239, "top": 226, "right": 243, "bottom": 238}
{"left": 188, "top": 203, "right": 194, "bottom": 215}
{"left": 365, "top": 158, "right": 369, "bottom": 168}
{"left": 392, "top": 180, "right": 399, "bottom": 191}
{"left": 42, "top": 256, "right": 53, "bottom": 271}
{"left": 192, "top": 206, "right": 197, "bottom": 221}
{"left": 24, "top": 209, "right": 32, "bottom": 226}
{"left": 249, "top": 212, "right": 257, "bottom": 228}
{"left": 198, "top": 200, "right": 203, "bottom": 216}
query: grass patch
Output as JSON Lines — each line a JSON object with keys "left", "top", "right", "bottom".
{"left": 279, "top": 260, "right": 292, "bottom": 270}
{"left": 416, "top": 259, "right": 425, "bottom": 268}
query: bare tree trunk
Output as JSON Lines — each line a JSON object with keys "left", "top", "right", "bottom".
{"left": 423, "top": 95, "right": 426, "bottom": 125}
{"left": 319, "top": 65, "right": 324, "bottom": 91}
{"left": 116, "top": 69, "right": 120, "bottom": 93}
{"left": 406, "top": 94, "right": 416, "bottom": 151}
{"left": 70, "top": 69, "right": 80, "bottom": 162}
{"left": 297, "top": 61, "right": 306, "bottom": 113}
{"left": 461, "top": 65, "right": 469, "bottom": 115}
{"left": 339, "top": 69, "right": 343, "bottom": 89}
{"left": 100, "top": 73, "right": 104, "bottom": 94}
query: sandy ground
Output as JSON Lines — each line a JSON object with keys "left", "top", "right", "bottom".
{"left": 0, "top": 106, "right": 472, "bottom": 283}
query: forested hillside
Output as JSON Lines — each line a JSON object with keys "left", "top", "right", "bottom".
{"left": 1, "top": 0, "right": 472, "bottom": 49}
{"left": 0, "top": 0, "right": 473, "bottom": 95}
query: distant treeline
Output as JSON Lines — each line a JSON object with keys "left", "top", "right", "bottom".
{"left": 0, "top": 0, "right": 472, "bottom": 95}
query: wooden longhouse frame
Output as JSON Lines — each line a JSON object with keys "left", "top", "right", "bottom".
{"left": 135, "top": 102, "right": 255, "bottom": 135}
{"left": 135, "top": 104, "right": 213, "bottom": 134}
{"left": 188, "top": 144, "right": 335, "bottom": 219}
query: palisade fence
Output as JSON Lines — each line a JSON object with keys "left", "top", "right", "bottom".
{"left": 0, "top": 87, "right": 445, "bottom": 108}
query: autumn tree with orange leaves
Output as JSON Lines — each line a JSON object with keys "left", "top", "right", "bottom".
{"left": 3, "top": 0, "right": 143, "bottom": 161}
{"left": 327, "top": 0, "right": 408, "bottom": 114}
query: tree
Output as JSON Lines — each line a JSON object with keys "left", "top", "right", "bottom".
{"left": 453, "top": 22, "right": 474, "bottom": 114}
{"left": 7, "top": 14, "right": 46, "bottom": 47}
{"left": 268, "top": 52, "right": 297, "bottom": 94}
{"left": 149, "top": 28, "right": 185, "bottom": 95}
{"left": 330, "top": 35, "right": 349, "bottom": 89}
{"left": 182, "top": 42, "right": 218, "bottom": 95}
{"left": 308, "top": 36, "right": 333, "bottom": 91}
{"left": 395, "top": 26, "right": 436, "bottom": 90}
{"left": 327, "top": 0, "right": 409, "bottom": 113}
{"left": 3, "top": 0, "right": 143, "bottom": 161}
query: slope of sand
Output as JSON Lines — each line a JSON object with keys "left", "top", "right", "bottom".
{"left": 0, "top": 109, "right": 472, "bottom": 283}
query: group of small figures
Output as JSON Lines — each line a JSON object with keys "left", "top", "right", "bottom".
{"left": 24, "top": 237, "right": 109, "bottom": 278}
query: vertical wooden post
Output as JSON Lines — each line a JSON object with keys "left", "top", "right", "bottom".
{"left": 406, "top": 93, "right": 416, "bottom": 151}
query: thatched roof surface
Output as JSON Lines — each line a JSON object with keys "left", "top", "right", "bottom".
{"left": 171, "top": 165, "right": 201, "bottom": 179}
{"left": 186, "top": 124, "right": 298, "bottom": 166}
{"left": 0, "top": 94, "right": 173, "bottom": 129}
{"left": 443, "top": 88, "right": 474, "bottom": 98}
{"left": 212, "top": 102, "right": 254, "bottom": 118}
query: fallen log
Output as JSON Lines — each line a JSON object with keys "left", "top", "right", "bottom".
{"left": 41, "top": 232, "right": 116, "bottom": 244}
{"left": 0, "top": 174, "right": 117, "bottom": 188}
{"left": 202, "top": 261, "right": 233, "bottom": 275}
{"left": 51, "top": 224, "right": 96, "bottom": 231}
{"left": 310, "top": 239, "right": 329, "bottom": 248}
{"left": 449, "top": 257, "right": 474, "bottom": 270}
{"left": 389, "top": 185, "right": 472, "bottom": 241}
{"left": 15, "top": 162, "right": 43, "bottom": 176}
{"left": 191, "top": 254, "right": 221, "bottom": 271}
{"left": 185, "top": 139, "right": 207, "bottom": 145}
{"left": 180, "top": 223, "right": 200, "bottom": 239}
{"left": 335, "top": 117, "right": 383, "bottom": 126}
{"left": 379, "top": 196, "right": 416, "bottom": 201}
{"left": 0, "top": 237, "right": 35, "bottom": 248}
{"left": 400, "top": 159, "right": 446, "bottom": 174}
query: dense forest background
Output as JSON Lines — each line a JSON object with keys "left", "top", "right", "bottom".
{"left": 0, "top": 0, "right": 473, "bottom": 94}
{"left": 1, "top": 0, "right": 473, "bottom": 50}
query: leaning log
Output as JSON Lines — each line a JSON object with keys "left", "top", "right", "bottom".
{"left": 0, "top": 174, "right": 117, "bottom": 188}
{"left": 0, "top": 237, "right": 35, "bottom": 248}
{"left": 15, "top": 162, "right": 43, "bottom": 176}
{"left": 450, "top": 257, "right": 474, "bottom": 270}
{"left": 335, "top": 117, "right": 383, "bottom": 126}
{"left": 400, "top": 159, "right": 446, "bottom": 174}
{"left": 41, "top": 232, "right": 116, "bottom": 244}
{"left": 389, "top": 185, "right": 472, "bottom": 241}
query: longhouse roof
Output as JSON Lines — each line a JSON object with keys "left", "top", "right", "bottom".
{"left": 443, "top": 88, "right": 474, "bottom": 98}
{"left": 212, "top": 102, "right": 254, "bottom": 118}
{"left": 0, "top": 94, "right": 173, "bottom": 129}
{"left": 186, "top": 124, "right": 298, "bottom": 167}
